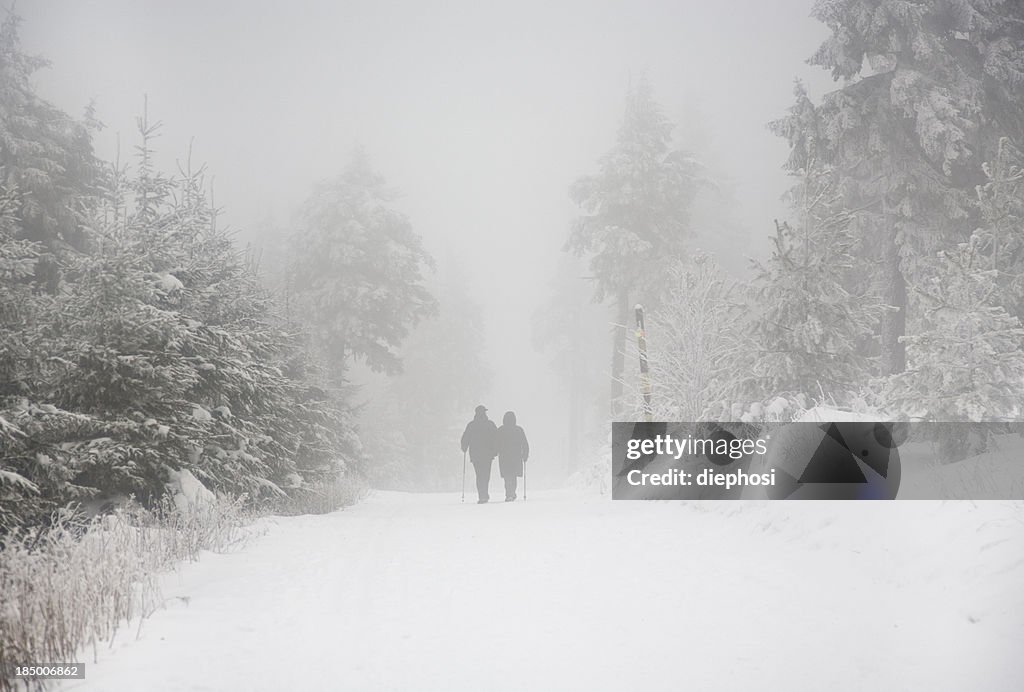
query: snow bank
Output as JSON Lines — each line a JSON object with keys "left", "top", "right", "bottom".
{"left": 567, "top": 441, "right": 612, "bottom": 495}
{"left": 166, "top": 468, "right": 216, "bottom": 513}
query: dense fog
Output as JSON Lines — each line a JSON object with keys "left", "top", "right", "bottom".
{"left": 18, "top": 0, "right": 839, "bottom": 488}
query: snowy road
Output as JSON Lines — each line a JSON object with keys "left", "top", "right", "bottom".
{"left": 59, "top": 492, "right": 1024, "bottom": 691}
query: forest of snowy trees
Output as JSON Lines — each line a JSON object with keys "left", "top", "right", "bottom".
{"left": 563, "top": 0, "right": 1024, "bottom": 450}
{"left": 0, "top": 13, "right": 440, "bottom": 532}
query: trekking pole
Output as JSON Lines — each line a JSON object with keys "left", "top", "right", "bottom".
{"left": 523, "top": 461, "right": 527, "bottom": 502}
{"left": 461, "top": 449, "right": 467, "bottom": 503}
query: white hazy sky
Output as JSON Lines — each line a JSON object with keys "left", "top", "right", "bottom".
{"left": 20, "top": 0, "right": 835, "bottom": 471}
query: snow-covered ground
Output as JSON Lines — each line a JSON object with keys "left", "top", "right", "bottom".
{"left": 57, "top": 491, "right": 1023, "bottom": 691}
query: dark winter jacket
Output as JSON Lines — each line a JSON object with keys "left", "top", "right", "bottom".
{"left": 496, "top": 412, "right": 529, "bottom": 478}
{"left": 461, "top": 413, "right": 497, "bottom": 464}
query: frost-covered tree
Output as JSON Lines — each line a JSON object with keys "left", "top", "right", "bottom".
{"left": 0, "top": 182, "right": 50, "bottom": 528}
{"left": 290, "top": 151, "right": 436, "bottom": 380}
{"left": 787, "top": 0, "right": 1024, "bottom": 375}
{"left": 734, "top": 164, "right": 886, "bottom": 406}
{"left": 633, "top": 254, "right": 742, "bottom": 421}
{"left": 882, "top": 231, "right": 1024, "bottom": 426}
{"left": 567, "top": 77, "right": 701, "bottom": 414}
{"left": 0, "top": 13, "right": 100, "bottom": 289}
{"left": 883, "top": 140, "right": 1024, "bottom": 426}
{"left": 974, "top": 138, "right": 1024, "bottom": 321}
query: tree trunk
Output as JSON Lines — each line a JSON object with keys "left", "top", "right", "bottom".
{"left": 880, "top": 231, "right": 907, "bottom": 375}
{"left": 611, "top": 290, "right": 629, "bottom": 417}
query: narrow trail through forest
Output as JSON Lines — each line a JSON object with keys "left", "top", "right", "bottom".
{"left": 57, "top": 492, "right": 1024, "bottom": 691}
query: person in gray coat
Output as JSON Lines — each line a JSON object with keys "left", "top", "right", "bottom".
{"left": 495, "top": 411, "right": 529, "bottom": 501}
{"left": 461, "top": 405, "right": 498, "bottom": 503}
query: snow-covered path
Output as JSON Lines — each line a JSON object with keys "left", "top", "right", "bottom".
{"left": 59, "top": 492, "right": 1024, "bottom": 691}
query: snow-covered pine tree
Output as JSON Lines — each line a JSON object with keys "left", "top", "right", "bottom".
{"left": 883, "top": 143, "right": 1024, "bottom": 427}
{"left": 0, "top": 14, "right": 104, "bottom": 527}
{"left": 0, "top": 13, "right": 100, "bottom": 290}
{"left": 1, "top": 110, "right": 359, "bottom": 529}
{"left": 795, "top": 0, "right": 1024, "bottom": 375}
{"left": 732, "top": 162, "right": 886, "bottom": 410}
{"left": 880, "top": 230, "right": 1024, "bottom": 461}
{"left": 0, "top": 182, "right": 51, "bottom": 529}
{"left": 566, "top": 77, "right": 702, "bottom": 415}
{"left": 289, "top": 150, "right": 437, "bottom": 381}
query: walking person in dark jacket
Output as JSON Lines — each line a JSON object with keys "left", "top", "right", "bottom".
{"left": 461, "top": 405, "right": 498, "bottom": 503}
{"left": 496, "top": 411, "right": 529, "bottom": 502}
